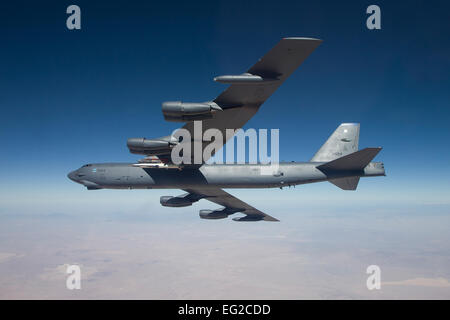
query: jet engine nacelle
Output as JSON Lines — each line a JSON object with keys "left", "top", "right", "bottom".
{"left": 199, "top": 209, "right": 230, "bottom": 220}
{"left": 232, "top": 215, "right": 264, "bottom": 222}
{"left": 127, "top": 135, "right": 177, "bottom": 155}
{"left": 160, "top": 196, "right": 194, "bottom": 207}
{"left": 162, "top": 101, "right": 222, "bottom": 122}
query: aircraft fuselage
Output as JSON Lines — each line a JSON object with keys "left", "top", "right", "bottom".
{"left": 67, "top": 162, "right": 385, "bottom": 190}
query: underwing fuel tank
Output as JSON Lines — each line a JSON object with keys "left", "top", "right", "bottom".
{"left": 127, "top": 135, "right": 178, "bottom": 155}
{"left": 214, "top": 73, "right": 279, "bottom": 84}
{"left": 162, "top": 101, "right": 222, "bottom": 122}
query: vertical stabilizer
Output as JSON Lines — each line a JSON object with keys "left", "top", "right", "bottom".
{"left": 310, "top": 123, "right": 360, "bottom": 162}
{"left": 329, "top": 177, "right": 360, "bottom": 190}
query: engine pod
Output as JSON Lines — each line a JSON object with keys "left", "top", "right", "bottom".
{"left": 199, "top": 209, "right": 228, "bottom": 220}
{"left": 127, "top": 135, "right": 177, "bottom": 155}
{"left": 232, "top": 215, "right": 264, "bottom": 222}
{"left": 160, "top": 196, "right": 193, "bottom": 207}
{"left": 199, "top": 207, "right": 241, "bottom": 220}
{"left": 162, "top": 101, "right": 222, "bottom": 122}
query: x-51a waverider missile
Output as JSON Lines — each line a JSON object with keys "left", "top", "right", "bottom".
{"left": 214, "top": 73, "right": 279, "bottom": 84}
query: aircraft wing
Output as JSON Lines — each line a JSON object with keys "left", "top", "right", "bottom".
{"left": 183, "top": 187, "right": 279, "bottom": 222}
{"left": 177, "top": 37, "right": 322, "bottom": 164}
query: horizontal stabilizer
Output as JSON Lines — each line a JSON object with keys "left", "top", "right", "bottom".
{"left": 317, "top": 147, "right": 382, "bottom": 172}
{"left": 329, "top": 177, "right": 360, "bottom": 190}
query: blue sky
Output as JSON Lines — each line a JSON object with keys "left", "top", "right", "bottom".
{"left": 0, "top": 0, "right": 449, "bottom": 205}
{"left": 1, "top": 0, "right": 450, "bottom": 300}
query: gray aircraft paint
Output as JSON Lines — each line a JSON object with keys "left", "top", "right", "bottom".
{"left": 68, "top": 161, "right": 385, "bottom": 190}
{"left": 67, "top": 38, "right": 385, "bottom": 221}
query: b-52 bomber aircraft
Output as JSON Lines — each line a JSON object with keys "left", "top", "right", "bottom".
{"left": 68, "top": 38, "right": 385, "bottom": 222}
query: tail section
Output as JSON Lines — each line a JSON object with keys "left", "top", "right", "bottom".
{"left": 310, "top": 123, "right": 360, "bottom": 162}
{"left": 311, "top": 123, "right": 383, "bottom": 191}
{"left": 329, "top": 177, "right": 360, "bottom": 190}
{"left": 316, "top": 148, "right": 383, "bottom": 190}
{"left": 316, "top": 147, "right": 382, "bottom": 172}
{"left": 317, "top": 147, "right": 382, "bottom": 191}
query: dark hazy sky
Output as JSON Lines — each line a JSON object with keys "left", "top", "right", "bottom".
{"left": 0, "top": 0, "right": 449, "bottom": 183}
{"left": 0, "top": 1, "right": 448, "bottom": 213}
{"left": 0, "top": 0, "right": 449, "bottom": 299}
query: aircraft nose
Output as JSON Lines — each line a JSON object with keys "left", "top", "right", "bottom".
{"left": 67, "top": 170, "right": 78, "bottom": 182}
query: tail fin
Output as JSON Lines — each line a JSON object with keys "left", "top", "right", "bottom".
{"left": 317, "top": 147, "right": 382, "bottom": 191}
{"left": 310, "top": 123, "right": 360, "bottom": 162}
{"left": 317, "top": 147, "right": 382, "bottom": 172}
{"left": 329, "top": 177, "right": 360, "bottom": 190}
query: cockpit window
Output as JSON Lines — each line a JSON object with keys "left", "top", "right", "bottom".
{"left": 82, "top": 164, "right": 92, "bottom": 168}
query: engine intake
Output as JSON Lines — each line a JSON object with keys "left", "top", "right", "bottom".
{"left": 160, "top": 196, "right": 194, "bottom": 208}
{"left": 127, "top": 135, "right": 177, "bottom": 155}
{"left": 232, "top": 215, "right": 264, "bottom": 222}
{"left": 199, "top": 207, "right": 241, "bottom": 220}
{"left": 199, "top": 209, "right": 228, "bottom": 220}
{"left": 162, "top": 101, "right": 222, "bottom": 122}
